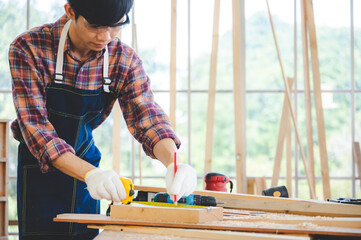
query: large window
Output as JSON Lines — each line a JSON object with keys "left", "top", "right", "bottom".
{"left": 1, "top": 0, "right": 361, "bottom": 237}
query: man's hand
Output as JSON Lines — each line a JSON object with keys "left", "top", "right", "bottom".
{"left": 85, "top": 168, "right": 127, "bottom": 202}
{"left": 165, "top": 163, "right": 197, "bottom": 202}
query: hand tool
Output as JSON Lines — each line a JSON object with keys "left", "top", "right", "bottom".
{"left": 106, "top": 177, "right": 135, "bottom": 216}
{"left": 262, "top": 185, "right": 289, "bottom": 198}
{"left": 154, "top": 192, "right": 218, "bottom": 207}
{"left": 204, "top": 172, "right": 233, "bottom": 192}
{"left": 327, "top": 198, "right": 361, "bottom": 205}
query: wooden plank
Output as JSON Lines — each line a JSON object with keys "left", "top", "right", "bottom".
{"left": 266, "top": 0, "right": 316, "bottom": 199}
{"left": 94, "top": 229, "right": 197, "bottom": 240}
{"left": 272, "top": 77, "right": 295, "bottom": 187}
{"left": 110, "top": 203, "right": 222, "bottom": 224}
{"left": 204, "top": 0, "right": 221, "bottom": 176}
{"left": 301, "top": 0, "right": 316, "bottom": 191}
{"left": 89, "top": 225, "right": 311, "bottom": 240}
{"left": 170, "top": 0, "right": 177, "bottom": 129}
{"left": 232, "top": 0, "right": 246, "bottom": 193}
{"left": 247, "top": 178, "right": 255, "bottom": 194}
{"left": 55, "top": 213, "right": 361, "bottom": 237}
{"left": 304, "top": 0, "right": 331, "bottom": 200}
{"left": 134, "top": 185, "right": 361, "bottom": 217}
{"left": 353, "top": 142, "right": 361, "bottom": 187}
{"left": 223, "top": 215, "right": 361, "bottom": 229}
{"left": 286, "top": 98, "right": 292, "bottom": 197}
{"left": 255, "top": 177, "right": 266, "bottom": 195}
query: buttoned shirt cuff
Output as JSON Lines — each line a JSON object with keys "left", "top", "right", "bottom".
{"left": 38, "top": 138, "right": 75, "bottom": 173}
{"left": 142, "top": 125, "right": 181, "bottom": 159}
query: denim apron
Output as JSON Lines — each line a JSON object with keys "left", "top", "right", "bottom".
{"left": 17, "top": 20, "right": 115, "bottom": 240}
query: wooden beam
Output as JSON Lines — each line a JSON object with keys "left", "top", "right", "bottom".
{"left": 134, "top": 185, "right": 361, "bottom": 217}
{"left": 266, "top": 0, "right": 316, "bottom": 199}
{"left": 255, "top": 177, "right": 267, "bottom": 195}
{"left": 223, "top": 215, "right": 361, "bottom": 229}
{"left": 55, "top": 213, "right": 361, "bottom": 237}
{"left": 353, "top": 142, "right": 361, "bottom": 188}
{"left": 232, "top": 0, "right": 246, "bottom": 193}
{"left": 170, "top": 0, "right": 177, "bottom": 129}
{"left": 272, "top": 77, "right": 295, "bottom": 187}
{"left": 301, "top": 0, "right": 316, "bottom": 191}
{"left": 304, "top": 0, "right": 331, "bottom": 200}
{"left": 89, "top": 225, "right": 311, "bottom": 240}
{"left": 110, "top": 203, "right": 222, "bottom": 224}
{"left": 204, "top": 0, "right": 221, "bottom": 177}
{"left": 247, "top": 178, "right": 255, "bottom": 194}
{"left": 286, "top": 87, "right": 293, "bottom": 197}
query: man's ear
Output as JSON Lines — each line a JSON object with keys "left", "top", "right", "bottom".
{"left": 64, "top": 3, "right": 76, "bottom": 20}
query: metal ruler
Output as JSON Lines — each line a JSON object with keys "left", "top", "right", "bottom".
{"left": 133, "top": 201, "right": 205, "bottom": 208}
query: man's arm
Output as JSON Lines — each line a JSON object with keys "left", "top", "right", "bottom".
{"left": 52, "top": 152, "right": 95, "bottom": 181}
{"left": 153, "top": 138, "right": 177, "bottom": 167}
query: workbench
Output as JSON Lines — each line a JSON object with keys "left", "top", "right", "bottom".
{"left": 54, "top": 186, "right": 361, "bottom": 240}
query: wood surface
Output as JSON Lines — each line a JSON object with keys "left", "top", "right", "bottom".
{"left": 170, "top": 0, "right": 177, "bottom": 129}
{"left": 266, "top": 0, "right": 316, "bottom": 199}
{"left": 286, "top": 100, "right": 292, "bottom": 197}
{"left": 301, "top": 0, "right": 316, "bottom": 191}
{"left": 89, "top": 225, "right": 311, "bottom": 240}
{"left": 0, "top": 122, "right": 8, "bottom": 238}
{"left": 134, "top": 185, "right": 361, "bottom": 217}
{"left": 204, "top": 0, "right": 221, "bottom": 177}
{"left": 110, "top": 203, "right": 223, "bottom": 224}
{"left": 353, "top": 142, "right": 361, "bottom": 187}
{"left": 247, "top": 178, "right": 255, "bottom": 194}
{"left": 232, "top": 0, "right": 246, "bottom": 194}
{"left": 255, "top": 177, "right": 267, "bottom": 195}
{"left": 54, "top": 213, "right": 361, "bottom": 237}
{"left": 272, "top": 77, "right": 294, "bottom": 187}
{"left": 223, "top": 215, "right": 361, "bottom": 229}
{"left": 304, "top": 0, "right": 331, "bottom": 200}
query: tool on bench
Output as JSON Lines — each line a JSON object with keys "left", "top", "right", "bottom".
{"left": 262, "top": 185, "right": 289, "bottom": 198}
{"left": 106, "top": 177, "right": 135, "bottom": 216}
{"left": 204, "top": 172, "right": 233, "bottom": 192}
{"left": 327, "top": 198, "right": 361, "bottom": 205}
{"left": 153, "top": 192, "right": 219, "bottom": 206}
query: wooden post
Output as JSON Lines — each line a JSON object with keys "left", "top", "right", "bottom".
{"left": 247, "top": 178, "right": 255, "bottom": 194}
{"left": 255, "top": 177, "right": 267, "bottom": 195}
{"left": 353, "top": 142, "right": 361, "bottom": 189}
{"left": 304, "top": 0, "right": 331, "bottom": 200}
{"left": 204, "top": 0, "right": 221, "bottom": 177}
{"left": 0, "top": 120, "right": 9, "bottom": 239}
{"left": 170, "top": 0, "right": 177, "bottom": 129}
{"left": 266, "top": 0, "right": 316, "bottom": 199}
{"left": 300, "top": 0, "right": 316, "bottom": 191}
{"left": 286, "top": 78, "right": 293, "bottom": 197}
{"left": 232, "top": 0, "right": 246, "bottom": 193}
{"left": 112, "top": 102, "right": 121, "bottom": 175}
{"left": 271, "top": 77, "right": 294, "bottom": 187}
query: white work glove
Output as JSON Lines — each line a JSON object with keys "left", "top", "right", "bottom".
{"left": 85, "top": 168, "right": 127, "bottom": 202}
{"left": 165, "top": 163, "right": 197, "bottom": 203}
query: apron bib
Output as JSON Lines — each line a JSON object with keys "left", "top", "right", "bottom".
{"left": 17, "top": 20, "right": 116, "bottom": 240}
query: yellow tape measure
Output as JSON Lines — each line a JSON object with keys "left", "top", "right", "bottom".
{"left": 134, "top": 201, "right": 204, "bottom": 208}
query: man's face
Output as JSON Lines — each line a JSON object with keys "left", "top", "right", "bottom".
{"left": 72, "top": 15, "right": 126, "bottom": 52}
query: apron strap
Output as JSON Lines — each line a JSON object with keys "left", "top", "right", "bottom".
{"left": 54, "top": 19, "right": 112, "bottom": 93}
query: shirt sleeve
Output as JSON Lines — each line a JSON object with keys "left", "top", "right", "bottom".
{"left": 119, "top": 53, "right": 181, "bottom": 158}
{"left": 9, "top": 40, "right": 75, "bottom": 173}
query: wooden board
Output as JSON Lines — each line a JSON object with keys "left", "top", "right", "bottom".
{"left": 353, "top": 142, "right": 361, "bottom": 185}
{"left": 89, "top": 225, "right": 311, "bottom": 240}
{"left": 110, "top": 203, "right": 223, "bottom": 224}
{"left": 304, "top": 0, "right": 331, "bottom": 200}
{"left": 134, "top": 185, "right": 361, "bottom": 217}
{"left": 54, "top": 213, "right": 361, "bottom": 237}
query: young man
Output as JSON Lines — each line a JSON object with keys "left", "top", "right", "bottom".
{"left": 8, "top": 0, "right": 197, "bottom": 239}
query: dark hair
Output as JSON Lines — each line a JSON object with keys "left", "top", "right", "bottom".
{"left": 67, "top": 0, "right": 134, "bottom": 26}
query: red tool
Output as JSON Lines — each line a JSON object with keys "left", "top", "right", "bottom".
{"left": 204, "top": 172, "right": 233, "bottom": 192}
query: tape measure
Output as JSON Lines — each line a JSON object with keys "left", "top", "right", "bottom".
{"left": 134, "top": 201, "right": 204, "bottom": 208}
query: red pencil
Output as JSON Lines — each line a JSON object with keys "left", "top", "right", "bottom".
{"left": 174, "top": 152, "right": 177, "bottom": 206}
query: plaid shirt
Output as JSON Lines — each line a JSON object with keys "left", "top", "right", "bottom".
{"left": 9, "top": 15, "right": 180, "bottom": 173}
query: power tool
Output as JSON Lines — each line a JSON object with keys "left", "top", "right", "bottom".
{"left": 262, "top": 185, "right": 289, "bottom": 198}
{"left": 327, "top": 198, "right": 361, "bottom": 205}
{"left": 153, "top": 192, "right": 218, "bottom": 206}
{"left": 204, "top": 172, "right": 233, "bottom": 192}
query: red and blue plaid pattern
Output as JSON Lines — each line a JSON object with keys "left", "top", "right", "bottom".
{"left": 9, "top": 15, "right": 180, "bottom": 172}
